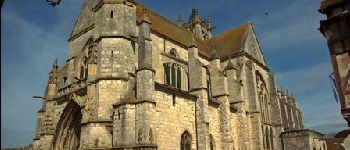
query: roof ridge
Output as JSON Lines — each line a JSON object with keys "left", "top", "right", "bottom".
{"left": 136, "top": 3, "right": 196, "bottom": 40}
{"left": 210, "top": 22, "right": 250, "bottom": 39}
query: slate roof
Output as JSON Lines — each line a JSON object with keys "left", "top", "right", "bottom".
{"left": 135, "top": 3, "right": 252, "bottom": 60}
{"left": 206, "top": 23, "right": 250, "bottom": 60}
{"left": 136, "top": 3, "right": 211, "bottom": 58}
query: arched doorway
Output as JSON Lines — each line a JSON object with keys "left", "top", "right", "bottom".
{"left": 52, "top": 100, "right": 82, "bottom": 150}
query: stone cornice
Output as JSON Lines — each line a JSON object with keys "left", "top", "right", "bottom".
{"left": 155, "top": 82, "right": 197, "bottom": 101}
{"left": 112, "top": 144, "right": 158, "bottom": 149}
{"left": 161, "top": 52, "right": 188, "bottom": 65}
{"left": 112, "top": 100, "right": 156, "bottom": 108}
{"left": 81, "top": 119, "right": 113, "bottom": 126}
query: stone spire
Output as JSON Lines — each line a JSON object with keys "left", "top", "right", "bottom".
{"left": 53, "top": 59, "right": 58, "bottom": 71}
{"left": 48, "top": 59, "right": 58, "bottom": 84}
{"left": 188, "top": 8, "right": 201, "bottom": 25}
{"left": 177, "top": 14, "right": 184, "bottom": 26}
{"left": 205, "top": 16, "right": 213, "bottom": 31}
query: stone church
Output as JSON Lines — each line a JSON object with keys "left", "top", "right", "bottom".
{"left": 32, "top": 0, "right": 326, "bottom": 149}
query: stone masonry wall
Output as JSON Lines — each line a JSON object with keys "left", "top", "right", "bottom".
{"left": 154, "top": 91, "right": 197, "bottom": 150}
{"left": 97, "top": 80, "right": 129, "bottom": 120}
{"left": 208, "top": 105, "right": 222, "bottom": 150}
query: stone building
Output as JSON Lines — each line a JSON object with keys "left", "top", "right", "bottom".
{"left": 281, "top": 130, "right": 327, "bottom": 150}
{"left": 319, "top": 0, "right": 350, "bottom": 127}
{"left": 32, "top": 0, "right": 322, "bottom": 149}
{"left": 319, "top": 1, "right": 349, "bottom": 149}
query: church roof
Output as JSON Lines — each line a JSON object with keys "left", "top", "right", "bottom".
{"left": 69, "top": 0, "right": 98, "bottom": 39}
{"left": 69, "top": 1, "right": 256, "bottom": 61}
{"left": 136, "top": 3, "right": 211, "bottom": 58}
{"left": 136, "top": 3, "right": 252, "bottom": 60}
{"left": 206, "top": 23, "right": 250, "bottom": 60}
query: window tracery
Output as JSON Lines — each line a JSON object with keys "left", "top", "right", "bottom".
{"left": 164, "top": 63, "right": 182, "bottom": 89}
{"left": 256, "top": 71, "right": 275, "bottom": 150}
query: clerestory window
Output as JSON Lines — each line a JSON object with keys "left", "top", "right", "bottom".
{"left": 163, "top": 63, "right": 182, "bottom": 89}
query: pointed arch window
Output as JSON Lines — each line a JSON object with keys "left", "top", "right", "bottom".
{"left": 209, "top": 134, "right": 215, "bottom": 150}
{"left": 163, "top": 63, "right": 182, "bottom": 89}
{"left": 169, "top": 48, "right": 179, "bottom": 58}
{"left": 270, "top": 128, "right": 274, "bottom": 150}
{"left": 181, "top": 131, "right": 191, "bottom": 150}
{"left": 262, "top": 125, "right": 266, "bottom": 149}
{"left": 164, "top": 63, "right": 171, "bottom": 85}
{"left": 256, "top": 71, "right": 272, "bottom": 124}
{"left": 80, "top": 56, "right": 88, "bottom": 79}
{"left": 266, "top": 127, "right": 270, "bottom": 149}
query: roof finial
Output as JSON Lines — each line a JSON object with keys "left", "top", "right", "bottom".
{"left": 53, "top": 59, "right": 58, "bottom": 70}
{"left": 141, "top": 10, "right": 151, "bottom": 24}
{"left": 177, "top": 14, "right": 183, "bottom": 26}
{"left": 206, "top": 16, "right": 213, "bottom": 30}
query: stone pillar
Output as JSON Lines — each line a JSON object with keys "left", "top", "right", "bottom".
{"left": 80, "top": 1, "right": 138, "bottom": 149}
{"left": 113, "top": 103, "right": 137, "bottom": 148}
{"left": 209, "top": 50, "right": 234, "bottom": 150}
{"left": 188, "top": 36, "right": 210, "bottom": 150}
{"left": 134, "top": 12, "right": 157, "bottom": 149}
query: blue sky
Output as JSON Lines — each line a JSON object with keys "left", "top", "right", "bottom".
{"left": 1, "top": 0, "right": 348, "bottom": 148}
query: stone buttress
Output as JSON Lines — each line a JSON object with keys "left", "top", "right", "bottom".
{"left": 225, "top": 60, "right": 249, "bottom": 150}
{"left": 188, "top": 36, "right": 210, "bottom": 150}
{"left": 269, "top": 74, "right": 283, "bottom": 150}
{"left": 242, "top": 61, "right": 264, "bottom": 150}
{"left": 208, "top": 49, "right": 234, "bottom": 150}
{"left": 112, "top": 9, "right": 157, "bottom": 149}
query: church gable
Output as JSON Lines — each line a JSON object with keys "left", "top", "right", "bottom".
{"left": 205, "top": 23, "right": 249, "bottom": 60}
{"left": 242, "top": 23, "right": 267, "bottom": 67}
{"left": 69, "top": 0, "right": 98, "bottom": 40}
